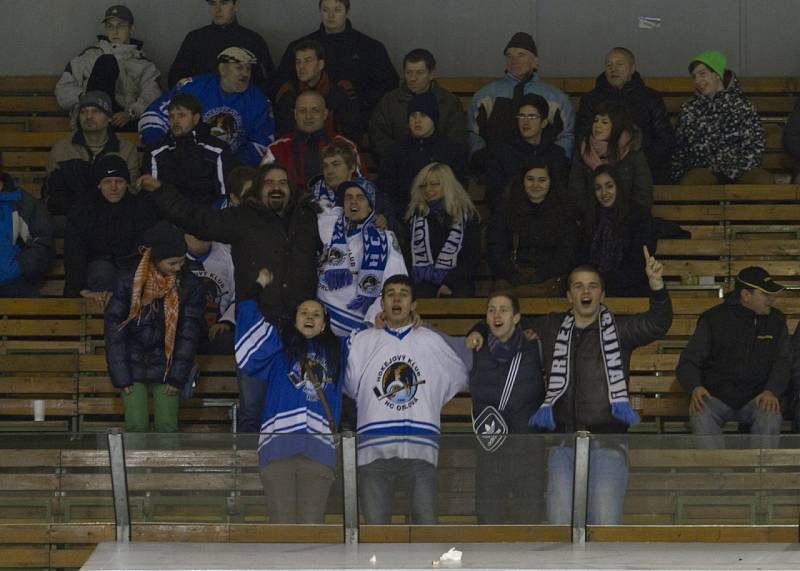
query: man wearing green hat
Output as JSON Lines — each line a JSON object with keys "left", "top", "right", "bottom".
{"left": 671, "top": 50, "right": 771, "bottom": 185}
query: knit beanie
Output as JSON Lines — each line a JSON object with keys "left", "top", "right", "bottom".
{"left": 92, "top": 154, "right": 130, "bottom": 186}
{"left": 335, "top": 177, "right": 376, "bottom": 210}
{"left": 515, "top": 93, "right": 549, "bottom": 120}
{"left": 689, "top": 50, "right": 727, "bottom": 78}
{"left": 407, "top": 91, "right": 439, "bottom": 124}
{"left": 141, "top": 221, "right": 188, "bottom": 262}
{"left": 504, "top": 32, "right": 538, "bottom": 57}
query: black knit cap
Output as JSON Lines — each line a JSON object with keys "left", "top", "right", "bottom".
{"left": 92, "top": 154, "right": 130, "bottom": 186}
{"left": 141, "top": 221, "right": 187, "bottom": 262}
{"left": 515, "top": 93, "right": 549, "bottom": 120}
{"left": 504, "top": 32, "right": 538, "bottom": 56}
{"left": 407, "top": 91, "right": 439, "bottom": 123}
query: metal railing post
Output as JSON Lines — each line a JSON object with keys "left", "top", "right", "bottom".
{"left": 572, "top": 431, "right": 591, "bottom": 544}
{"left": 107, "top": 429, "right": 131, "bottom": 542}
{"left": 341, "top": 431, "right": 359, "bottom": 545}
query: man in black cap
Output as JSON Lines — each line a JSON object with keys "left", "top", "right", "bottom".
{"left": 169, "top": 0, "right": 274, "bottom": 97}
{"left": 55, "top": 4, "right": 161, "bottom": 132}
{"left": 44, "top": 90, "right": 141, "bottom": 221}
{"left": 467, "top": 31, "right": 574, "bottom": 173}
{"left": 376, "top": 91, "right": 466, "bottom": 221}
{"left": 677, "top": 266, "right": 789, "bottom": 446}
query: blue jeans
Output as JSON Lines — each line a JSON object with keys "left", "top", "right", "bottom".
{"left": 691, "top": 394, "right": 783, "bottom": 449}
{"left": 547, "top": 443, "right": 629, "bottom": 525}
{"left": 358, "top": 458, "right": 437, "bottom": 524}
{"left": 236, "top": 367, "right": 267, "bottom": 433}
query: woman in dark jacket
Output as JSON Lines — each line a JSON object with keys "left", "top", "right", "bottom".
{"left": 486, "top": 157, "right": 578, "bottom": 296}
{"left": 403, "top": 162, "right": 480, "bottom": 298}
{"left": 63, "top": 155, "right": 157, "bottom": 300}
{"left": 581, "top": 165, "right": 655, "bottom": 297}
{"left": 468, "top": 291, "right": 546, "bottom": 524}
{"left": 568, "top": 100, "right": 653, "bottom": 220}
{"left": 104, "top": 221, "right": 206, "bottom": 433}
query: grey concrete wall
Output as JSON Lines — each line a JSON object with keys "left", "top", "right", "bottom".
{"left": 0, "top": 0, "right": 797, "bottom": 78}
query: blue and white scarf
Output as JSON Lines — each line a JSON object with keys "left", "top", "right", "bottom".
{"left": 529, "top": 305, "right": 640, "bottom": 430}
{"left": 309, "top": 175, "right": 336, "bottom": 205}
{"left": 321, "top": 210, "right": 388, "bottom": 313}
{"left": 409, "top": 214, "right": 465, "bottom": 286}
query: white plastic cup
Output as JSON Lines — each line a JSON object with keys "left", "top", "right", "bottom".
{"left": 33, "top": 400, "right": 45, "bottom": 422}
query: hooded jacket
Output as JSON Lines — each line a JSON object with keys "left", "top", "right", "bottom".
{"left": 468, "top": 71, "right": 575, "bottom": 162}
{"left": 677, "top": 294, "right": 790, "bottom": 410}
{"left": 144, "top": 123, "right": 237, "bottom": 205}
{"left": 150, "top": 182, "right": 321, "bottom": 326}
{"left": 369, "top": 80, "right": 467, "bottom": 162}
{"left": 63, "top": 183, "right": 158, "bottom": 297}
{"left": 576, "top": 72, "right": 673, "bottom": 181}
{"left": 277, "top": 20, "right": 398, "bottom": 115}
{"left": 168, "top": 19, "right": 275, "bottom": 97}
{"left": 55, "top": 37, "right": 161, "bottom": 119}
{"left": 104, "top": 263, "right": 206, "bottom": 389}
{"left": 0, "top": 173, "right": 54, "bottom": 286}
{"left": 43, "top": 130, "right": 140, "bottom": 216}
{"left": 671, "top": 72, "right": 765, "bottom": 182}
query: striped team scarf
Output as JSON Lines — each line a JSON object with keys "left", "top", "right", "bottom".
{"left": 120, "top": 247, "right": 180, "bottom": 381}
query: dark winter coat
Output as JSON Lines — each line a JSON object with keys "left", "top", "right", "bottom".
{"left": 277, "top": 20, "right": 398, "bottom": 116}
{"left": 151, "top": 182, "right": 321, "bottom": 325}
{"left": 677, "top": 295, "right": 790, "bottom": 410}
{"left": 782, "top": 98, "right": 800, "bottom": 176}
{"left": 671, "top": 72, "right": 765, "bottom": 183}
{"left": 530, "top": 288, "right": 673, "bottom": 433}
{"left": 369, "top": 80, "right": 467, "bottom": 162}
{"left": 486, "top": 184, "right": 578, "bottom": 283}
{"left": 485, "top": 127, "right": 569, "bottom": 212}
{"left": 144, "top": 124, "right": 237, "bottom": 205}
{"left": 576, "top": 72, "right": 674, "bottom": 182}
{"left": 63, "top": 189, "right": 158, "bottom": 297}
{"left": 168, "top": 20, "right": 275, "bottom": 97}
{"left": 105, "top": 264, "right": 206, "bottom": 389}
{"left": 377, "top": 134, "right": 466, "bottom": 220}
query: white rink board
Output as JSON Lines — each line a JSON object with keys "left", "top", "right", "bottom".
{"left": 82, "top": 541, "right": 800, "bottom": 571}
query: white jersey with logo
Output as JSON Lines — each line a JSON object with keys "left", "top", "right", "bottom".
{"left": 345, "top": 325, "right": 468, "bottom": 466}
{"left": 187, "top": 242, "right": 236, "bottom": 324}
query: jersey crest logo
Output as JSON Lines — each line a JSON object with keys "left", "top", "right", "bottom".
{"left": 373, "top": 357, "right": 425, "bottom": 410}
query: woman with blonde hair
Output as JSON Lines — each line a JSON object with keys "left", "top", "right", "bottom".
{"left": 404, "top": 162, "right": 480, "bottom": 298}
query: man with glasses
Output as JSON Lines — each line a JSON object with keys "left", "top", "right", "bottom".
{"left": 485, "top": 93, "right": 570, "bottom": 212}
{"left": 55, "top": 5, "right": 161, "bottom": 131}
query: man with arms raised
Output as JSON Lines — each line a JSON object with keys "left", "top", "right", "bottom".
{"left": 345, "top": 274, "right": 468, "bottom": 524}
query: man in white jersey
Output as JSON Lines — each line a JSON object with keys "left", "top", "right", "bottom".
{"left": 345, "top": 274, "right": 468, "bottom": 524}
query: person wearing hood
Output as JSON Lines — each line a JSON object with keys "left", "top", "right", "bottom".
{"left": 403, "top": 163, "right": 480, "bottom": 299}
{"left": 317, "top": 178, "right": 406, "bottom": 337}
{"left": 486, "top": 158, "right": 578, "bottom": 297}
{"left": 581, "top": 165, "right": 655, "bottom": 297}
{"left": 568, "top": 100, "right": 653, "bottom": 220}
{"left": 369, "top": 48, "right": 467, "bottom": 163}
{"left": 0, "top": 159, "right": 54, "bottom": 298}
{"left": 137, "top": 163, "right": 321, "bottom": 433}
{"left": 63, "top": 155, "right": 158, "bottom": 306}
{"left": 104, "top": 220, "right": 206, "bottom": 433}
{"left": 677, "top": 267, "right": 788, "bottom": 448}
{"left": 485, "top": 93, "right": 569, "bottom": 212}
{"left": 377, "top": 91, "right": 466, "bottom": 222}
{"left": 671, "top": 50, "right": 771, "bottom": 185}
{"left": 168, "top": 0, "right": 275, "bottom": 97}
{"left": 55, "top": 5, "right": 161, "bottom": 131}
{"left": 144, "top": 92, "right": 238, "bottom": 206}
{"left": 468, "top": 32, "right": 574, "bottom": 172}
{"left": 576, "top": 47, "right": 673, "bottom": 184}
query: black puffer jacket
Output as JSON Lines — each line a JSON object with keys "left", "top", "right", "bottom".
{"left": 151, "top": 183, "right": 321, "bottom": 325}
{"left": 104, "top": 264, "right": 206, "bottom": 389}
{"left": 143, "top": 124, "right": 238, "bottom": 205}
{"left": 530, "top": 288, "right": 673, "bottom": 433}
{"left": 576, "top": 72, "right": 674, "bottom": 182}
{"left": 677, "top": 295, "right": 790, "bottom": 410}
{"left": 63, "top": 190, "right": 158, "bottom": 297}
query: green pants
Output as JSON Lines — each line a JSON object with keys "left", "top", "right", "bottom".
{"left": 122, "top": 383, "right": 179, "bottom": 433}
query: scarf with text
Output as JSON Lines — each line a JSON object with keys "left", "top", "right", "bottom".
{"left": 409, "top": 213, "right": 465, "bottom": 286}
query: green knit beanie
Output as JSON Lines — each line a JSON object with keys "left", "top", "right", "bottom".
{"left": 689, "top": 50, "right": 727, "bottom": 78}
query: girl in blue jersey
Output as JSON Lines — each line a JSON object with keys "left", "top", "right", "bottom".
{"left": 235, "top": 268, "right": 347, "bottom": 524}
